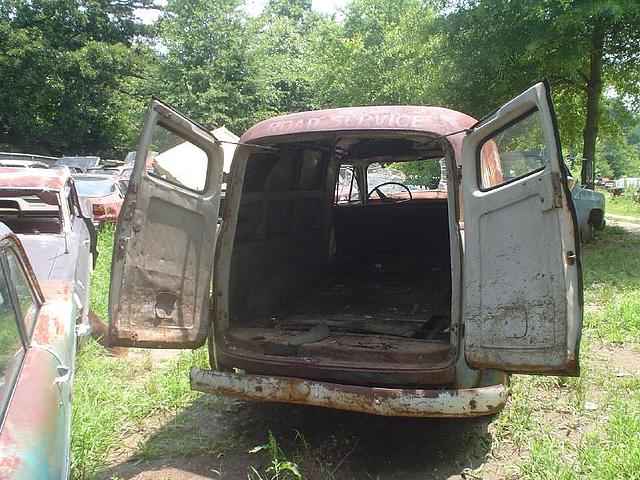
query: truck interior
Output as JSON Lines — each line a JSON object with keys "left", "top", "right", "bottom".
{"left": 219, "top": 132, "right": 457, "bottom": 379}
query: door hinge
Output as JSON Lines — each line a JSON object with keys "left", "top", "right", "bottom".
{"left": 457, "top": 165, "right": 463, "bottom": 184}
{"left": 551, "top": 172, "right": 564, "bottom": 208}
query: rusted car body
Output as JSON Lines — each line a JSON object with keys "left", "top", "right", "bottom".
{"left": 0, "top": 223, "right": 83, "bottom": 478}
{"left": 0, "top": 168, "right": 96, "bottom": 332}
{"left": 109, "top": 80, "right": 582, "bottom": 417}
{"left": 73, "top": 173, "right": 125, "bottom": 225}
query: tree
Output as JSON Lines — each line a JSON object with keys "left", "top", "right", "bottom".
{"left": 152, "top": 0, "right": 260, "bottom": 133}
{"left": 245, "top": 0, "right": 324, "bottom": 119}
{"left": 0, "top": 0, "right": 155, "bottom": 157}
{"left": 434, "top": 0, "right": 640, "bottom": 184}
{"left": 310, "top": 0, "right": 439, "bottom": 108}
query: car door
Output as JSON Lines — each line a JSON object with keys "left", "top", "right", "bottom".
{"left": 65, "top": 181, "right": 95, "bottom": 327}
{"left": 109, "top": 100, "right": 224, "bottom": 348}
{"left": 0, "top": 240, "right": 69, "bottom": 478}
{"left": 462, "top": 79, "right": 582, "bottom": 375}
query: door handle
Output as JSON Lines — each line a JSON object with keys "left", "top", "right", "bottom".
{"left": 55, "top": 365, "right": 71, "bottom": 384}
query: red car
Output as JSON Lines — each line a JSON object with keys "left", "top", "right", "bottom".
{"left": 72, "top": 174, "right": 125, "bottom": 224}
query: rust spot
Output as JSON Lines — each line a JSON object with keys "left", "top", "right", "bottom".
{"left": 469, "top": 399, "right": 477, "bottom": 410}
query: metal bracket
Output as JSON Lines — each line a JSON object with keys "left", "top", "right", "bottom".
{"left": 551, "top": 172, "right": 564, "bottom": 209}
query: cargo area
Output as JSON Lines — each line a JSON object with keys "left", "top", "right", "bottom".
{"left": 218, "top": 134, "right": 456, "bottom": 373}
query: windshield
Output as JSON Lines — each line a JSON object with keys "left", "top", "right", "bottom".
{"left": 75, "top": 179, "right": 116, "bottom": 197}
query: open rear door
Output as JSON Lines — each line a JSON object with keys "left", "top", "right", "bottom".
{"left": 462, "top": 80, "right": 582, "bottom": 375}
{"left": 109, "top": 100, "right": 224, "bottom": 348}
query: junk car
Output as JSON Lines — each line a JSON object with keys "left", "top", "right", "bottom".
{"left": 73, "top": 173, "right": 125, "bottom": 225}
{"left": 109, "top": 80, "right": 582, "bottom": 417}
{"left": 0, "top": 223, "right": 86, "bottom": 478}
{"left": 0, "top": 168, "right": 96, "bottom": 332}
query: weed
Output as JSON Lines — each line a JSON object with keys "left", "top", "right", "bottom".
{"left": 248, "top": 431, "right": 304, "bottom": 480}
{"left": 581, "top": 227, "right": 640, "bottom": 343}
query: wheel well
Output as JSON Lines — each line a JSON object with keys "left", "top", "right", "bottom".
{"left": 588, "top": 209, "right": 605, "bottom": 229}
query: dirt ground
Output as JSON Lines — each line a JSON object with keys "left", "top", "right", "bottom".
{"left": 98, "top": 398, "right": 495, "bottom": 480}
{"left": 94, "top": 340, "right": 640, "bottom": 480}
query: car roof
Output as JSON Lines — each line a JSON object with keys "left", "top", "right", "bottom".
{"left": 72, "top": 174, "right": 116, "bottom": 181}
{"left": 0, "top": 167, "right": 70, "bottom": 191}
{"left": 240, "top": 106, "right": 478, "bottom": 143}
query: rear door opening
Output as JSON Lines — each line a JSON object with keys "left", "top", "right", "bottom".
{"left": 217, "top": 133, "right": 460, "bottom": 384}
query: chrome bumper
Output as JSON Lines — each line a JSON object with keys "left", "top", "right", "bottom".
{"left": 190, "top": 367, "right": 508, "bottom": 418}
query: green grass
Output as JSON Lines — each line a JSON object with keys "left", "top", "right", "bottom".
{"left": 72, "top": 225, "right": 640, "bottom": 479}
{"left": 605, "top": 192, "right": 640, "bottom": 219}
{"left": 72, "top": 227, "right": 211, "bottom": 479}
{"left": 581, "top": 226, "right": 640, "bottom": 343}
{"left": 89, "top": 224, "right": 115, "bottom": 320}
{"left": 71, "top": 340, "right": 209, "bottom": 478}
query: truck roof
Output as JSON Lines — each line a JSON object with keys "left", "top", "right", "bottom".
{"left": 240, "top": 106, "right": 477, "bottom": 143}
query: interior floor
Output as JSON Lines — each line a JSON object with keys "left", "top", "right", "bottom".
{"left": 228, "top": 257, "right": 452, "bottom": 365}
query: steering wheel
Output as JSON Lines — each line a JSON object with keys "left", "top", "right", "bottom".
{"left": 367, "top": 182, "right": 413, "bottom": 203}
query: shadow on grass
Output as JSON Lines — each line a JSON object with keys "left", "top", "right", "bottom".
{"left": 97, "top": 394, "right": 493, "bottom": 480}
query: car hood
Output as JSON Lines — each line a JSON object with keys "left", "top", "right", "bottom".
{"left": 17, "top": 234, "right": 79, "bottom": 283}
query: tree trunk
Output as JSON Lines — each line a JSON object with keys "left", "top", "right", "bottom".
{"left": 581, "top": 24, "right": 604, "bottom": 187}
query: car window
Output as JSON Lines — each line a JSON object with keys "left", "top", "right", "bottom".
{"left": 335, "top": 166, "right": 361, "bottom": 204}
{"left": 148, "top": 123, "right": 210, "bottom": 192}
{"left": 0, "top": 260, "right": 26, "bottom": 415}
{"left": 0, "top": 190, "right": 63, "bottom": 235}
{"left": 478, "top": 108, "right": 547, "bottom": 190}
{"left": 5, "top": 249, "right": 38, "bottom": 336}
{"left": 75, "top": 179, "right": 117, "bottom": 197}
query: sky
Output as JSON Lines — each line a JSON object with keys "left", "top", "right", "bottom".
{"left": 136, "top": 0, "right": 350, "bottom": 24}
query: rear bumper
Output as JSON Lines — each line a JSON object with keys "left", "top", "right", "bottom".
{"left": 190, "top": 368, "right": 508, "bottom": 418}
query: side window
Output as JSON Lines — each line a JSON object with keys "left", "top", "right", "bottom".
{"left": 0, "top": 261, "right": 26, "bottom": 413}
{"left": 479, "top": 109, "right": 547, "bottom": 190}
{"left": 335, "top": 166, "right": 360, "bottom": 204}
{"left": 149, "top": 123, "right": 210, "bottom": 192}
{"left": 65, "top": 182, "right": 78, "bottom": 218}
{"left": 5, "top": 249, "right": 38, "bottom": 336}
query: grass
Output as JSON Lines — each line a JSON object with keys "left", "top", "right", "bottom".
{"left": 71, "top": 227, "right": 211, "bottom": 479}
{"left": 72, "top": 225, "right": 640, "bottom": 479}
{"left": 581, "top": 226, "right": 640, "bottom": 342}
{"left": 89, "top": 224, "right": 115, "bottom": 320}
{"left": 489, "top": 226, "right": 640, "bottom": 479}
{"left": 248, "top": 431, "right": 305, "bottom": 480}
{"left": 604, "top": 191, "right": 640, "bottom": 219}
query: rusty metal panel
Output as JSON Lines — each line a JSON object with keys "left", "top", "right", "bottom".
{"left": 190, "top": 368, "right": 507, "bottom": 418}
{"left": 0, "top": 167, "right": 70, "bottom": 191}
{"left": 462, "top": 81, "right": 582, "bottom": 375}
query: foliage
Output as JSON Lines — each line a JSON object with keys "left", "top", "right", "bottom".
{"left": 391, "top": 158, "right": 443, "bottom": 189}
{"left": 248, "top": 431, "right": 304, "bottom": 480}
{"left": 151, "top": 0, "right": 260, "bottom": 133}
{"left": 0, "top": 0, "right": 156, "bottom": 158}
{"left": 310, "top": 0, "right": 439, "bottom": 108}
{"left": 2, "top": 0, "right": 639, "bottom": 174}
{"left": 431, "top": 0, "right": 640, "bottom": 171}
